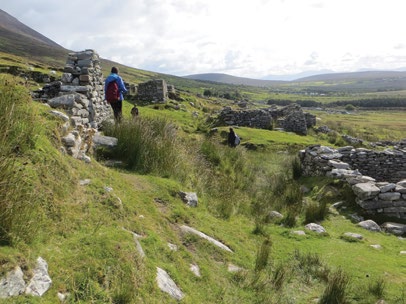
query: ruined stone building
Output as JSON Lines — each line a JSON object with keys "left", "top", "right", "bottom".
{"left": 136, "top": 79, "right": 168, "bottom": 103}
{"left": 216, "top": 104, "right": 316, "bottom": 135}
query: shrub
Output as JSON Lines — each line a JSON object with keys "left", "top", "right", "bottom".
{"left": 345, "top": 104, "right": 355, "bottom": 111}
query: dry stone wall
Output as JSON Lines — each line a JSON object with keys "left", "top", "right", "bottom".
{"left": 216, "top": 104, "right": 316, "bottom": 135}
{"left": 299, "top": 145, "right": 406, "bottom": 219}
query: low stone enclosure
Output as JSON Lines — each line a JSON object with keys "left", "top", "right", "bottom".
{"left": 300, "top": 145, "right": 406, "bottom": 219}
{"left": 215, "top": 103, "right": 316, "bottom": 135}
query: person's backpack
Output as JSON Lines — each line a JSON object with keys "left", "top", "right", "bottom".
{"left": 106, "top": 80, "right": 120, "bottom": 102}
{"left": 234, "top": 134, "right": 240, "bottom": 146}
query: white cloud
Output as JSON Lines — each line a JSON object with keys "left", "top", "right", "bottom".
{"left": 2, "top": 0, "right": 406, "bottom": 78}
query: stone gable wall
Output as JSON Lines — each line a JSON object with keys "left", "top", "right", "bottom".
{"left": 31, "top": 50, "right": 115, "bottom": 161}
{"left": 60, "top": 49, "right": 112, "bottom": 128}
{"left": 299, "top": 145, "right": 406, "bottom": 219}
{"left": 34, "top": 49, "right": 113, "bottom": 129}
{"left": 136, "top": 79, "right": 168, "bottom": 103}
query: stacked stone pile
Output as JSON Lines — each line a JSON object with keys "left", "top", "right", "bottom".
{"left": 299, "top": 145, "right": 406, "bottom": 219}
{"left": 216, "top": 104, "right": 316, "bottom": 135}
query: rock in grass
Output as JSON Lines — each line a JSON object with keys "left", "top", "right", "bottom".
{"left": 305, "top": 223, "right": 326, "bottom": 234}
{"left": 0, "top": 267, "right": 25, "bottom": 298}
{"left": 342, "top": 232, "right": 363, "bottom": 240}
{"left": 358, "top": 220, "right": 381, "bottom": 232}
{"left": 156, "top": 267, "right": 184, "bottom": 300}
{"left": 178, "top": 191, "right": 198, "bottom": 207}
{"left": 25, "top": 257, "right": 52, "bottom": 297}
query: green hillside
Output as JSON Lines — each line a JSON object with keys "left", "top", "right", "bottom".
{"left": 0, "top": 71, "right": 406, "bottom": 303}
{"left": 1, "top": 10, "right": 406, "bottom": 302}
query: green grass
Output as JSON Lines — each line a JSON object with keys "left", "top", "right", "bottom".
{"left": 311, "top": 109, "right": 406, "bottom": 142}
{"left": 1, "top": 73, "right": 406, "bottom": 303}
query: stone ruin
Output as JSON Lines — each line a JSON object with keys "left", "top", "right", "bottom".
{"left": 34, "top": 49, "right": 112, "bottom": 129}
{"left": 216, "top": 104, "right": 316, "bottom": 135}
{"left": 136, "top": 79, "right": 168, "bottom": 103}
{"left": 300, "top": 145, "right": 406, "bottom": 219}
{"left": 32, "top": 50, "right": 116, "bottom": 162}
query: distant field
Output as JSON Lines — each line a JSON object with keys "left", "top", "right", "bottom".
{"left": 310, "top": 109, "right": 406, "bottom": 141}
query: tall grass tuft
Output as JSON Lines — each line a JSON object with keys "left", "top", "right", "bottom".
{"left": 291, "top": 156, "right": 303, "bottom": 180}
{"left": 254, "top": 237, "right": 272, "bottom": 273}
{"left": 0, "top": 75, "right": 42, "bottom": 245}
{"left": 368, "top": 277, "right": 386, "bottom": 299}
{"left": 319, "top": 268, "right": 350, "bottom": 304}
{"left": 304, "top": 198, "right": 328, "bottom": 224}
{"left": 194, "top": 137, "right": 254, "bottom": 218}
{"left": 103, "top": 117, "right": 182, "bottom": 178}
{"left": 294, "top": 250, "right": 330, "bottom": 283}
{"left": 272, "top": 263, "right": 289, "bottom": 291}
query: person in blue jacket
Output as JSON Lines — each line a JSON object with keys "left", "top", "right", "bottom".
{"left": 104, "top": 66, "right": 128, "bottom": 122}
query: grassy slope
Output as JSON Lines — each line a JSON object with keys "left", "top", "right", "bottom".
{"left": 0, "top": 77, "right": 405, "bottom": 304}
{"left": 0, "top": 41, "right": 406, "bottom": 301}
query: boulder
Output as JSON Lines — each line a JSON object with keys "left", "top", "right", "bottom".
{"left": 304, "top": 223, "right": 326, "bottom": 234}
{"left": 381, "top": 222, "right": 406, "bottom": 236}
{"left": 358, "top": 220, "right": 381, "bottom": 232}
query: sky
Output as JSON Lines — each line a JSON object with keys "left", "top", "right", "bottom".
{"left": 2, "top": 0, "right": 406, "bottom": 80}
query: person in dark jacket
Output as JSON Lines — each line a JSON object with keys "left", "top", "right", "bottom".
{"left": 104, "top": 66, "right": 127, "bottom": 122}
{"left": 131, "top": 105, "right": 139, "bottom": 119}
{"left": 228, "top": 127, "right": 237, "bottom": 147}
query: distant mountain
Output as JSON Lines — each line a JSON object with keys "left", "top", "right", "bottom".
{"left": 0, "top": 9, "right": 68, "bottom": 67}
{"left": 183, "top": 70, "right": 406, "bottom": 92}
{"left": 183, "top": 73, "right": 286, "bottom": 87}
{"left": 295, "top": 70, "right": 406, "bottom": 82}
{"left": 262, "top": 70, "right": 335, "bottom": 81}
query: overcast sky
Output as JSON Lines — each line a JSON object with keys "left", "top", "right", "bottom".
{"left": 2, "top": 0, "right": 406, "bottom": 79}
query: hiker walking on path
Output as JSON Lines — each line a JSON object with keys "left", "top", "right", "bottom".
{"left": 104, "top": 66, "right": 127, "bottom": 122}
